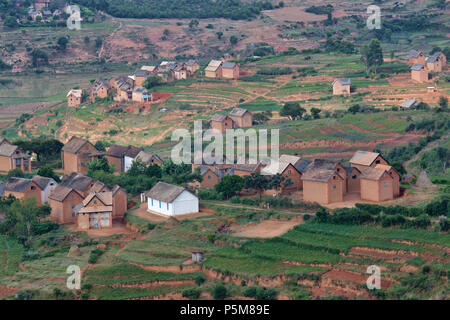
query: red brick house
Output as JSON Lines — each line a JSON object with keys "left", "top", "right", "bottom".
{"left": 4, "top": 177, "right": 43, "bottom": 205}
{"left": 229, "top": 108, "right": 252, "bottom": 127}
{"left": 0, "top": 143, "right": 32, "bottom": 173}
{"left": 61, "top": 137, "right": 100, "bottom": 175}
{"left": 210, "top": 114, "right": 235, "bottom": 132}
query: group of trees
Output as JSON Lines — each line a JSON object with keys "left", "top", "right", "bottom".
{"left": 86, "top": 157, "right": 201, "bottom": 195}
{"left": 360, "top": 39, "right": 384, "bottom": 75}
{"left": 15, "top": 138, "right": 64, "bottom": 163}
{"left": 75, "top": 0, "right": 273, "bottom": 20}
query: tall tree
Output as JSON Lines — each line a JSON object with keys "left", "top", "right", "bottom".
{"left": 361, "top": 39, "right": 384, "bottom": 75}
{"left": 280, "top": 102, "right": 306, "bottom": 120}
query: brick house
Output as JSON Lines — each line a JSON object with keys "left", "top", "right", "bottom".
{"left": 32, "top": 175, "right": 58, "bottom": 204}
{"left": 425, "top": 52, "right": 447, "bottom": 72}
{"left": 189, "top": 165, "right": 230, "bottom": 190}
{"left": 133, "top": 151, "right": 163, "bottom": 168}
{"left": 304, "top": 159, "right": 347, "bottom": 193}
{"left": 375, "top": 164, "right": 400, "bottom": 198}
{"left": 4, "top": 177, "right": 43, "bottom": 205}
{"left": 67, "top": 89, "right": 83, "bottom": 107}
{"left": 205, "top": 60, "right": 222, "bottom": 78}
{"left": 349, "top": 151, "right": 388, "bottom": 172}
{"left": 229, "top": 108, "right": 252, "bottom": 127}
{"left": 76, "top": 192, "right": 114, "bottom": 230}
{"left": 411, "top": 64, "right": 428, "bottom": 83}
{"left": 49, "top": 185, "right": 84, "bottom": 224}
{"left": 105, "top": 144, "right": 143, "bottom": 173}
{"left": 301, "top": 169, "right": 344, "bottom": 204}
{"left": 61, "top": 136, "right": 100, "bottom": 175}
{"left": 221, "top": 62, "right": 240, "bottom": 79}
{"left": 232, "top": 162, "right": 264, "bottom": 177}
{"left": 90, "top": 78, "right": 109, "bottom": 100}
{"left": 262, "top": 155, "right": 306, "bottom": 192}
{"left": 0, "top": 143, "right": 32, "bottom": 173}
{"left": 134, "top": 69, "right": 150, "bottom": 86}
{"left": 173, "top": 64, "right": 188, "bottom": 80}
{"left": 185, "top": 60, "right": 200, "bottom": 74}
{"left": 405, "top": 49, "right": 426, "bottom": 65}
{"left": 60, "top": 172, "right": 96, "bottom": 197}
{"left": 111, "top": 185, "right": 127, "bottom": 219}
{"left": 360, "top": 167, "right": 394, "bottom": 202}
{"left": 132, "top": 86, "right": 152, "bottom": 103}
{"left": 332, "top": 78, "right": 351, "bottom": 95}
{"left": 210, "top": 114, "right": 235, "bottom": 132}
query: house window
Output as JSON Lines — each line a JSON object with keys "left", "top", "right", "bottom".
{"left": 72, "top": 205, "right": 75, "bottom": 209}
{"left": 167, "top": 203, "right": 169, "bottom": 210}
{"left": 159, "top": 200, "right": 161, "bottom": 208}
{"left": 94, "top": 200, "right": 97, "bottom": 205}
{"left": 352, "top": 175, "right": 357, "bottom": 179}
{"left": 71, "top": 195, "right": 74, "bottom": 199}
{"left": 85, "top": 146, "right": 89, "bottom": 150}
{"left": 333, "top": 176, "right": 336, "bottom": 180}
{"left": 288, "top": 170, "right": 291, "bottom": 174}
{"left": 333, "top": 185, "right": 337, "bottom": 189}
{"left": 337, "top": 168, "right": 340, "bottom": 172}
{"left": 376, "top": 160, "right": 380, "bottom": 164}
{"left": 151, "top": 198, "right": 153, "bottom": 206}
{"left": 208, "top": 175, "right": 211, "bottom": 179}
{"left": 31, "top": 186, "right": 36, "bottom": 190}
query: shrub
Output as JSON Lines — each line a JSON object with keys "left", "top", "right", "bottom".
{"left": 182, "top": 288, "right": 201, "bottom": 300}
{"left": 230, "top": 196, "right": 241, "bottom": 204}
{"left": 243, "top": 286, "right": 277, "bottom": 300}
{"left": 88, "top": 248, "right": 104, "bottom": 264}
{"left": 212, "top": 283, "right": 227, "bottom": 300}
{"left": 194, "top": 274, "right": 206, "bottom": 286}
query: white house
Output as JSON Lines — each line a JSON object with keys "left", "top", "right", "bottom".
{"left": 145, "top": 182, "right": 199, "bottom": 216}
{"left": 32, "top": 176, "right": 58, "bottom": 204}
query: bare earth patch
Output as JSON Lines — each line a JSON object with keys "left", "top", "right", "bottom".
{"left": 232, "top": 216, "right": 303, "bottom": 238}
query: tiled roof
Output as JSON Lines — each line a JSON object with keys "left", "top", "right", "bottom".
{"left": 5, "top": 178, "right": 35, "bottom": 193}
{"left": 67, "top": 89, "right": 82, "bottom": 98}
{"left": 83, "top": 191, "right": 113, "bottom": 206}
{"left": 205, "top": 60, "right": 222, "bottom": 72}
{"left": 406, "top": 49, "right": 422, "bottom": 60}
{"left": 61, "top": 136, "right": 90, "bottom": 154}
{"left": 222, "top": 61, "right": 236, "bottom": 69}
{"left": 0, "top": 144, "right": 19, "bottom": 157}
{"left": 31, "top": 176, "right": 54, "bottom": 190}
{"left": 333, "top": 78, "right": 351, "bottom": 86}
{"left": 301, "top": 169, "right": 342, "bottom": 183}
{"left": 411, "top": 64, "right": 425, "bottom": 71}
{"left": 60, "top": 172, "right": 93, "bottom": 191}
{"left": 350, "top": 151, "right": 381, "bottom": 166}
{"left": 425, "top": 52, "right": 443, "bottom": 63}
{"left": 211, "top": 114, "right": 229, "bottom": 122}
{"left": 229, "top": 107, "right": 249, "bottom": 117}
{"left": 400, "top": 98, "right": 420, "bottom": 109}
{"left": 49, "top": 185, "right": 81, "bottom": 202}
{"left": 135, "top": 151, "right": 162, "bottom": 164}
{"left": 306, "top": 159, "right": 340, "bottom": 171}
{"left": 145, "top": 182, "right": 190, "bottom": 203}
{"left": 261, "top": 155, "right": 301, "bottom": 175}
{"left": 90, "top": 181, "right": 110, "bottom": 193}
{"left": 360, "top": 167, "right": 391, "bottom": 181}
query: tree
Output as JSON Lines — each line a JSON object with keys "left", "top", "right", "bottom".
{"left": 36, "top": 166, "right": 61, "bottom": 182}
{"left": 216, "top": 31, "right": 223, "bottom": 40}
{"left": 87, "top": 158, "right": 115, "bottom": 174}
{"left": 30, "top": 49, "right": 49, "bottom": 67}
{"left": 15, "top": 138, "right": 63, "bottom": 162}
{"left": 3, "top": 16, "right": 18, "bottom": 28}
{"left": 7, "top": 168, "right": 24, "bottom": 179}
{"left": 244, "top": 172, "right": 270, "bottom": 200}
{"left": 189, "top": 19, "right": 199, "bottom": 29}
{"left": 360, "top": 39, "right": 384, "bottom": 75}
{"left": 310, "top": 107, "right": 321, "bottom": 119}
{"left": 230, "top": 35, "right": 238, "bottom": 45}
{"left": 212, "top": 283, "right": 227, "bottom": 300}
{"left": 94, "top": 141, "right": 107, "bottom": 152}
{"left": 438, "top": 96, "right": 448, "bottom": 110}
{"left": 143, "top": 76, "right": 162, "bottom": 89}
{"left": 280, "top": 102, "right": 306, "bottom": 120}
{"left": 390, "top": 161, "right": 406, "bottom": 175}
{"left": 57, "top": 36, "right": 69, "bottom": 51}
{"left": 215, "top": 175, "right": 244, "bottom": 199}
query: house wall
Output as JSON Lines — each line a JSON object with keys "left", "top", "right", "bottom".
{"left": 105, "top": 155, "right": 123, "bottom": 173}
{"left": 0, "top": 155, "right": 12, "bottom": 172}
{"left": 77, "top": 213, "right": 90, "bottom": 230}
{"left": 172, "top": 191, "right": 199, "bottom": 215}
{"left": 95, "top": 86, "right": 108, "bottom": 98}
{"left": 124, "top": 156, "right": 134, "bottom": 172}
{"left": 5, "top": 182, "right": 42, "bottom": 205}
{"left": 41, "top": 181, "right": 57, "bottom": 204}
{"left": 411, "top": 69, "right": 428, "bottom": 83}
{"left": 49, "top": 190, "right": 84, "bottom": 223}
{"left": 282, "top": 164, "right": 301, "bottom": 191}
{"left": 211, "top": 118, "right": 234, "bottom": 132}
{"left": 333, "top": 82, "right": 350, "bottom": 95}
{"left": 205, "top": 66, "right": 222, "bottom": 78}
{"left": 335, "top": 164, "right": 347, "bottom": 194}
{"left": 379, "top": 175, "right": 394, "bottom": 201}
{"left": 426, "top": 61, "right": 442, "bottom": 72}
{"left": 360, "top": 179, "right": 380, "bottom": 202}
{"left": 347, "top": 170, "right": 361, "bottom": 193}
{"left": 67, "top": 95, "right": 81, "bottom": 107}
{"left": 113, "top": 189, "right": 127, "bottom": 218}
{"left": 222, "top": 65, "right": 239, "bottom": 79}
{"left": 387, "top": 169, "right": 400, "bottom": 198}
{"left": 135, "top": 76, "right": 146, "bottom": 86}
{"left": 147, "top": 197, "right": 174, "bottom": 215}
{"left": 200, "top": 170, "right": 219, "bottom": 189}
{"left": 328, "top": 177, "right": 343, "bottom": 203}
{"left": 230, "top": 113, "right": 252, "bottom": 127}
{"left": 408, "top": 55, "right": 426, "bottom": 65}
{"left": 303, "top": 180, "right": 329, "bottom": 204}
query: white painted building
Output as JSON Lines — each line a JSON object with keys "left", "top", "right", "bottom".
{"left": 145, "top": 182, "right": 199, "bottom": 216}
{"left": 32, "top": 176, "right": 58, "bottom": 204}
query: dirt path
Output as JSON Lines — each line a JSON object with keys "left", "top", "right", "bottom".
{"left": 201, "top": 200, "right": 310, "bottom": 215}
{"left": 232, "top": 216, "right": 303, "bottom": 238}
{"left": 98, "top": 16, "right": 123, "bottom": 60}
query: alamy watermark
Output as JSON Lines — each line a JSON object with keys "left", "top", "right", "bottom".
{"left": 366, "top": 265, "right": 381, "bottom": 290}
{"left": 66, "top": 5, "right": 82, "bottom": 30}
{"left": 66, "top": 265, "right": 81, "bottom": 290}
{"left": 367, "top": 5, "right": 381, "bottom": 30}
{"left": 171, "top": 121, "right": 280, "bottom": 174}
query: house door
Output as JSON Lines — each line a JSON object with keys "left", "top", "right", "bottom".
{"left": 100, "top": 213, "right": 110, "bottom": 228}
{"left": 89, "top": 214, "right": 99, "bottom": 229}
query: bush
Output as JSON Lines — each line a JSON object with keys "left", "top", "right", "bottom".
{"left": 212, "top": 283, "right": 227, "bottom": 300}
{"left": 182, "top": 288, "right": 201, "bottom": 300}
{"left": 88, "top": 248, "right": 104, "bottom": 264}
{"left": 194, "top": 274, "right": 206, "bottom": 286}
{"left": 243, "top": 286, "right": 277, "bottom": 300}
{"left": 230, "top": 196, "right": 241, "bottom": 204}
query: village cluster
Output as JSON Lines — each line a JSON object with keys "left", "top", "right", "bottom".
{"left": 67, "top": 59, "right": 240, "bottom": 107}
{"left": 26, "top": 0, "right": 65, "bottom": 22}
